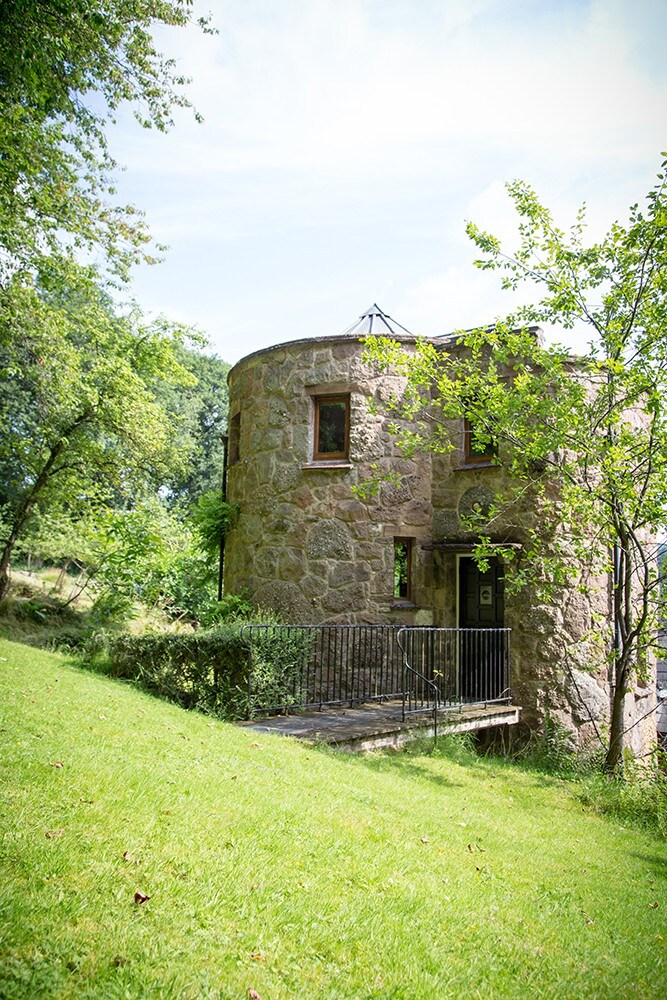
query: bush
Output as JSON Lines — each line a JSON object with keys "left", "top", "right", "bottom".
{"left": 244, "top": 625, "right": 312, "bottom": 717}
{"left": 86, "top": 617, "right": 311, "bottom": 720}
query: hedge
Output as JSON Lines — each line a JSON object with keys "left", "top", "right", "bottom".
{"left": 87, "top": 619, "right": 311, "bottom": 720}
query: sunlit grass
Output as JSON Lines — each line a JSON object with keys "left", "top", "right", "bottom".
{"left": 1, "top": 637, "right": 665, "bottom": 998}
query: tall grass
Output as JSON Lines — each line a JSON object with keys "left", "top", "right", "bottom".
{"left": 1, "top": 637, "right": 666, "bottom": 999}
{"left": 479, "top": 712, "right": 667, "bottom": 838}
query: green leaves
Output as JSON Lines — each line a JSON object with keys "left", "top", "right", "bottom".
{"left": 367, "top": 156, "right": 667, "bottom": 770}
{"left": 191, "top": 492, "right": 239, "bottom": 563}
{"left": 0, "top": 260, "right": 198, "bottom": 599}
{"left": 0, "top": 0, "right": 212, "bottom": 282}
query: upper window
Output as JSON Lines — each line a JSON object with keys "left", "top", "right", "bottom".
{"left": 464, "top": 418, "right": 497, "bottom": 466}
{"left": 313, "top": 394, "right": 350, "bottom": 461}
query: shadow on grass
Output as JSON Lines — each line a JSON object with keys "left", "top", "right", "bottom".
{"left": 629, "top": 852, "right": 667, "bottom": 878}
{"left": 351, "top": 754, "right": 464, "bottom": 789}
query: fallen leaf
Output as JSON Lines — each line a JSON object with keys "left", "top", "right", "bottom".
{"left": 650, "top": 901, "right": 660, "bottom": 909}
{"left": 250, "top": 952, "right": 265, "bottom": 961}
{"left": 122, "top": 851, "right": 134, "bottom": 863}
{"left": 45, "top": 829, "right": 63, "bottom": 839}
{"left": 250, "top": 742, "right": 261, "bottom": 748}
{"left": 133, "top": 891, "right": 150, "bottom": 905}
{"left": 48, "top": 761, "right": 63, "bottom": 768}
{"left": 420, "top": 837, "right": 429, "bottom": 844}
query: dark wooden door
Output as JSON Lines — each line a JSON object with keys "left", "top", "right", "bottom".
{"left": 458, "top": 557, "right": 505, "bottom": 701}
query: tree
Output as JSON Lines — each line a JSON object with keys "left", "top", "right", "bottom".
{"left": 0, "top": 259, "right": 195, "bottom": 599}
{"left": 0, "top": 0, "right": 213, "bottom": 283}
{"left": 364, "top": 157, "right": 667, "bottom": 771}
{"left": 156, "top": 346, "right": 231, "bottom": 507}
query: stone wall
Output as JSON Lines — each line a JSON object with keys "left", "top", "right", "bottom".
{"left": 223, "top": 333, "right": 656, "bottom": 754}
{"left": 224, "top": 335, "right": 434, "bottom": 625}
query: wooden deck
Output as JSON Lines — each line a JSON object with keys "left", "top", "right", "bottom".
{"left": 238, "top": 699, "right": 521, "bottom": 751}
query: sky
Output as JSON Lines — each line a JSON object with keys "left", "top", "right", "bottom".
{"left": 107, "top": 0, "right": 667, "bottom": 365}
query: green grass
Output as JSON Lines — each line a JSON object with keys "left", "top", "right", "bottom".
{"left": 1, "top": 638, "right": 666, "bottom": 999}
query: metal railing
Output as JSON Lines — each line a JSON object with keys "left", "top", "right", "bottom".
{"left": 241, "top": 623, "right": 511, "bottom": 719}
{"left": 242, "top": 623, "right": 406, "bottom": 717}
{"left": 398, "top": 627, "right": 512, "bottom": 738}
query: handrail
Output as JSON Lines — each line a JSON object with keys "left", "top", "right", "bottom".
{"left": 397, "top": 626, "right": 441, "bottom": 741}
{"left": 241, "top": 623, "right": 511, "bottom": 723}
{"left": 241, "top": 623, "right": 406, "bottom": 718}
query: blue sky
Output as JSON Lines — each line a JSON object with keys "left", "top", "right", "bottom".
{"left": 107, "top": 0, "right": 667, "bottom": 364}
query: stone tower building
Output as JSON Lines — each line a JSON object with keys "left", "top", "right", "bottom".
{"left": 223, "top": 305, "right": 656, "bottom": 752}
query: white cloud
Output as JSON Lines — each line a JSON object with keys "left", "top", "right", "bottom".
{"left": 127, "top": 0, "right": 666, "bottom": 181}
{"left": 105, "top": 0, "right": 667, "bottom": 360}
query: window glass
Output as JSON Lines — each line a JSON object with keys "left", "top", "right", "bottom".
{"left": 314, "top": 395, "right": 349, "bottom": 460}
{"left": 464, "top": 418, "right": 496, "bottom": 464}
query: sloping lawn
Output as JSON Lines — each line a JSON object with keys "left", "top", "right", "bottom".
{"left": 1, "top": 638, "right": 665, "bottom": 998}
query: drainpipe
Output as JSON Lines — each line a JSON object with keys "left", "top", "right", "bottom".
{"left": 218, "top": 434, "right": 229, "bottom": 602}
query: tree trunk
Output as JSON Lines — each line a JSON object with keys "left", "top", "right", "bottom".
{"left": 604, "top": 666, "right": 628, "bottom": 772}
{"left": 0, "top": 411, "right": 91, "bottom": 600}
{"left": 603, "top": 537, "right": 632, "bottom": 772}
{"left": 0, "top": 504, "right": 35, "bottom": 600}
{"left": 53, "top": 561, "right": 70, "bottom": 593}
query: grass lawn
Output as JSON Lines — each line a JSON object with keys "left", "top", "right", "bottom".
{"left": 1, "top": 637, "right": 665, "bottom": 998}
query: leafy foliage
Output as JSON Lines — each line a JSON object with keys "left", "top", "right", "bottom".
{"left": 89, "top": 615, "right": 309, "bottom": 720}
{"left": 157, "top": 347, "right": 231, "bottom": 506}
{"left": 190, "top": 491, "right": 240, "bottom": 561}
{"left": 0, "top": 261, "right": 195, "bottom": 599}
{"left": 0, "top": 0, "right": 214, "bottom": 282}
{"left": 364, "top": 156, "right": 667, "bottom": 770}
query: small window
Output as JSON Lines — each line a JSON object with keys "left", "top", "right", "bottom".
{"left": 314, "top": 395, "right": 350, "bottom": 461}
{"left": 464, "top": 418, "right": 496, "bottom": 465}
{"left": 393, "top": 538, "right": 413, "bottom": 601}
{"left": 228, "top": 412, "right": 241, "bottom": 465}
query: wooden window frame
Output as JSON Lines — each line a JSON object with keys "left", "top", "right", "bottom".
{"left": 463, "top": 417, "right": 497, "bottom": 466}
{"left": 313, "top": 394, "right": 350, "bottom": 462}
{"left": 393, "top": 537, "right": 413, "bottom": 602}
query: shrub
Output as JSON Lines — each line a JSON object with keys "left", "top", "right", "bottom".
{"left": 244, "top": 625, "right": 312, "bottom": 717}
{"left": 86, "top": 616, "right": 311, "bottom": 720}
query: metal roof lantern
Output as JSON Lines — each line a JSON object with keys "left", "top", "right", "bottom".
{"left": 339, "top": 303, "right": 413, "bottom": 338}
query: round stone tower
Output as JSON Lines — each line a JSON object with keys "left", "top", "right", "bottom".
{"left": 223, "top": 305, "right": 656, "bottom": 754}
